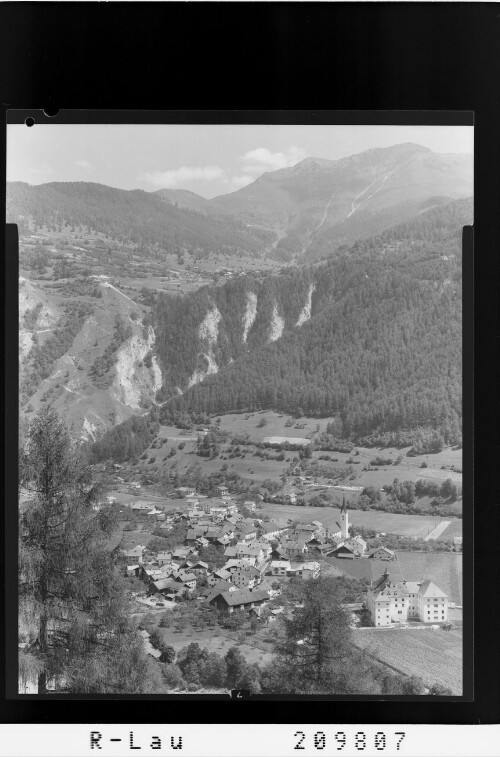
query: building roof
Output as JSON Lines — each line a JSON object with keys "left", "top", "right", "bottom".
{"left": 368, "top": 546, "right": 395, "bottom": 557}
{"left": 283, "top": 539, "right": 308, "bottom": 549}
{"left": 206, "top": 584, "right": 234, "bottom": 603}
{"left": 418, "top": 580, "right": 448, "bottom": 598}
{"left": 271, "top": 560, "right": 291, "bottom": 568}
{"left": 152, "top": 578, "right": 177, "bottom": 591}
{"left": 216, "top": 588, "right": 270, "bottom": 607}
{"left": 122, "top": 545, "right": 146, "bottom": 555}
{"left": 213, "top": 568, "right": 231, "bottom": 579}
{"left": 295, "top": 523, "right": 318, "bottom": 532}
{"left": 224, "top": 559, "right": 255, "bottom": 571}
{"left": 177, "top": 572, "right": 197, "bottom": 583}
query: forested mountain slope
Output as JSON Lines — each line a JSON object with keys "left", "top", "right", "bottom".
{"left": 151, "top": 197, "right": 470, "bottom": 443}
{"left": 211, "top": 143, "right": 472, "bottom": 262}
{"left": 7, "top": 181, "right": 274, "bottom": 257}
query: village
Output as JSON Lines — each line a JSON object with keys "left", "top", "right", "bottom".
{"left": 116, "top": 483, "right": 453, "bottom": 629}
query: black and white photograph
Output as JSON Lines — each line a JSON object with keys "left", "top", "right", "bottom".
{"left": 9, "top": 119, "right": 472, "bottom": 698}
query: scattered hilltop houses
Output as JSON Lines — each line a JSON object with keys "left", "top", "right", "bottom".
{"left": 366, "top": 567, "right": 449, "bottom": 626}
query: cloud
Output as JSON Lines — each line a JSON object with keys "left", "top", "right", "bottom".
{"left": 140, "top": 165, "right": 226, "bottom": 188}
{"left": 241, "top": 145, "right": 308, "bottom": 175}
{"left": 75, "top": 159, "right": 92, "bottom": 169}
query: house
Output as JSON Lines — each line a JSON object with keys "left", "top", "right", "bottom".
{"left": 237, "top": 524, "right": 257, "bottom": 543}
{"left": 250, "top": 540, "right": 273, "bottom": 559}
{"left": 175, "top": 572, "right": 197, "bottom": 591}
{"left": 121, "top": 545, "right": 146, "bottom": 564}
{"left": 294, "top": 524, "right": 318, "bottom": 537}
{"left": 270, "top": 544, "right": 287, "bottom": 561}
{"left": 283, "top": 539, "right": 309, "bottom": 559}
{"left": 208, "top": 587, "right": 269, "bottom": 615}
{"left": 243, "top": 500, "right": 256, "bottom": 511}
{"left": 203, "top": 582, "right": 235, "bottom": 599}
{"left": 149, "top": 577, "right": 177, "bottom": 595}
{"left": 225, "top": 561, "right": 262, "bottom": 589}
{"left": 287, "top": 561, "right": 320, "bottom": 580}
{"left": 269, "top": 560, "right": 291, "bottom": 576}
{"left": 346, "top": 535, "right": 367, "bottom": 551}
{"left": 314, "top": 543, "right": 338, "bottom": 558}
{"left": 366, "top": 568, "right": 449, "bottom": 626}
{"left": 157, "top": 552, "right": 173, "bottom": 566}
{"left": 214, "top": 535, "right": 230, "bottom": 548}
{"left": 368, "top": 546, "right": 395, "bottom": 560}
{"left": 217, "top": 485, "right": 229, "bottom": 497}
{"left": 131, "top": 502, "right": 152, "bottom": 514}
{"left": 126, "top": 564, "right": 141, "bottom": 577}
{"left": 259, "top": 523, "right": 289, "bottom": 542}
{"left": 330, "top": 542, "right": 363, "bottom": 559}
{"left": 195, "top": 536, "right": 210, "bottom": 549}
{"left": 184, "top": 560, "right": 209, "bottom": 576}
{"left": 207, "top": 568, "right": 231, "bottom": 586}
{"left": 172, "top": 546, "right": 194, "bottom": 563}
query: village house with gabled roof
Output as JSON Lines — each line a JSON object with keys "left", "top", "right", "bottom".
{"left": 368, "top": 546, "right": 395, "bottom": 560}
{"left": 121, "top": 545, "right": 147, "bottom": 563}
{"left": 287, "top": 561, "right": 321, "bottom": 580}
{"left": 283, "top": 538, "right": 309, "bottom": 559}
{"left": 156, "top": 551, "right": 173, "bottom": 566}
{"left": 208, "top": 587, "right": 269, "bottom": 615}
{"left": 366, "top": 568, "right": 449, "bottom": 626}
{"left": 207, "top": 568, "right": 231, "bottom": 586}
{"left": 224, "top": 560, "right": 262, "bottom": 589}
{"left": 258, "top": 522, "right": 289, "bottom": 542}
{"left": 269, "top": 559, "right": 291, "bottom": 576}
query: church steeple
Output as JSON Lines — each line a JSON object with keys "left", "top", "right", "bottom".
{"left": 340, "top": 497, "right": 349, "bottom": 538}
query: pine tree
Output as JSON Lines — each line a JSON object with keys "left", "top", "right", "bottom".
{"left": 18, "top": 406, "right": 161, "bottom": 694}
{"left": 270, "top": 576, "right": 353, "bottom": 694}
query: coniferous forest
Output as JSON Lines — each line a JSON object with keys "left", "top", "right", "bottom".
{"left": 149, "top": 199, "right": 469, "bottom": 445}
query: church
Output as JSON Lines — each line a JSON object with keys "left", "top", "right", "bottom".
{"left": 366, "top": 567, "right": 449, "bottom": 626}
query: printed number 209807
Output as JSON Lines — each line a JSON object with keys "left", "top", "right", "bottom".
{"left": 294, "top": 731, "right": 406, "bottom": 752}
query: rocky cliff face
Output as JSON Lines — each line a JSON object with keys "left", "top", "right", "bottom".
{"left": 20, "top": 279, "right": 164, "bottom": 441}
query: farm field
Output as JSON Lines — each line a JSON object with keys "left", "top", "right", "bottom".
{"left": 216, "top": 413, "right": 461, "bottom": 482}
{"left": 218, "top": 412, "right": 329, "bottom": 442}
{"left": 330, "top": 552, "right": 462, "bottom": 604}
{"left": 134, "top": 413, "right": 462, "bottom": 497}
{"left": 352, "top": 627, "right": 462, "bottom": 694}
{"left": 259, "top": 502, "right": 462, "bottom": 541}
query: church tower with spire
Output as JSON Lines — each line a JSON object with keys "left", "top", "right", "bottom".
{"left": 340, "top": 497, "right": 349, "bottom": 539}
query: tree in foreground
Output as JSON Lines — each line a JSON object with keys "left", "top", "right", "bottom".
{"left": 19, "top": 406, "right": 162, "bottom": 694}
{"left": 262, "top": 576, "right": 388, "bottom": 695}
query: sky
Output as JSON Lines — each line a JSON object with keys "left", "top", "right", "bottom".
{"left": 7, "top": 124, "right": 473, "bottom": 199}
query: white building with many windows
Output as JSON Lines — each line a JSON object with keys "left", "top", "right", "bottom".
{"left": 366, "top": 568, "right": 448, "bottom": 626}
